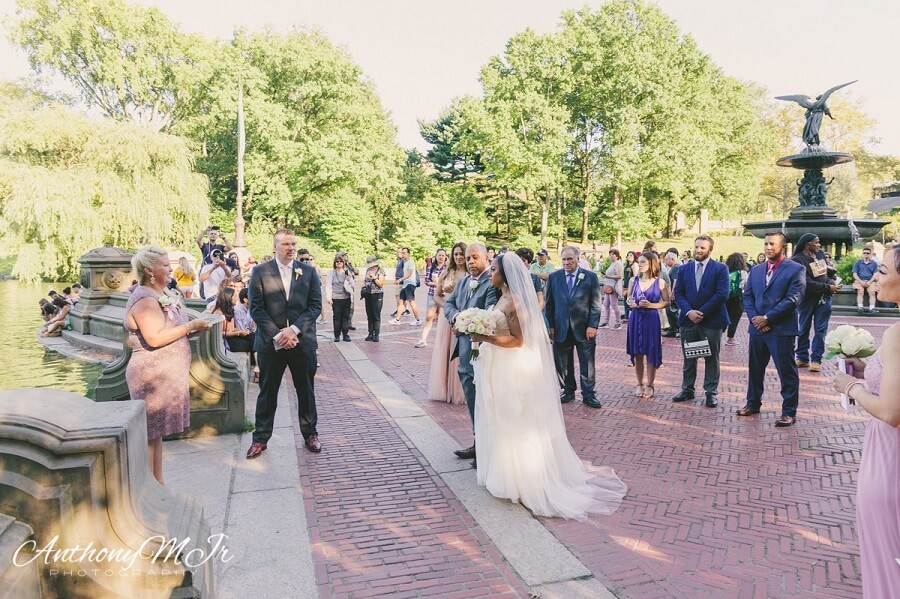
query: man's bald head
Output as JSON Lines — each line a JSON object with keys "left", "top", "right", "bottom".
{"left": 465, "top": 243, "right": 489, "bottom": 276}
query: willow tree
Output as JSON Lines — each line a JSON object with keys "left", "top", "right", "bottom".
{"left": 0, "top": 89, "right": 209, "bottom": 282}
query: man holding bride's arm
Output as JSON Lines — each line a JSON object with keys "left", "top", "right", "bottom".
{"left": 443, "top": 243, "right": 498, "bottom": 465}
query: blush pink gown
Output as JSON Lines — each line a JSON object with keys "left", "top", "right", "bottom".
{"left": 858, "top": 349, "right": 900, "bottom": 598}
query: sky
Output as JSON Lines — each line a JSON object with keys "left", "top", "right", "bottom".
{"left": 1, "top": 0, "right": 898, "bottom": 155}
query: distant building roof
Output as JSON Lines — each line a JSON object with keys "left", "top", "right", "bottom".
{"left": 867, "top": 196, "right": 900, "bottom": 214}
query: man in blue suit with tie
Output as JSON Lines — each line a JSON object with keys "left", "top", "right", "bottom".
{"left": 672, "top": 235, "right": 730, "bottom": 408}
{"left": 738, "top": 232, "right": 806, "bottom": 427}
{"left": 544, "top": 246, "right": 603, "bottom": 408}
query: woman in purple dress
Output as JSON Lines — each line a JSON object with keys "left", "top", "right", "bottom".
{"left": 125, "top": 245, "right": 210, "bottom": 485}
{"left": 832, "top": 247, "right": 900, "bottom": 598}
{"left": 626, "top": 252, "right": 669, "bottom": 399}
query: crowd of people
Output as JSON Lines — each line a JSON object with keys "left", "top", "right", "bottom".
{"left": 101, "top": 225, "right": 895, "bottom": 595}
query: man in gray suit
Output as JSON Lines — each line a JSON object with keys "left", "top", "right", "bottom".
{"left": 443, "top": 243, "right": 499, "bottom": 464}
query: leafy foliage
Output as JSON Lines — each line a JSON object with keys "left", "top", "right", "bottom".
{"left": 0, "top": 85, "right": 209, "bottom": 282}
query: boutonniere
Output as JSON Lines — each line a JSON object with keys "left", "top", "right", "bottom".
{"left": 469, "top": 279, "right": 479, "bottom": 292}
{"left": 158, "top": 290, "right": 180, "bottom": 321}
{"left": 576, "top": 272, "right": 585, "bottom": 285}
{"left": 294, "top": 267, "right": 303, "bottom": 281}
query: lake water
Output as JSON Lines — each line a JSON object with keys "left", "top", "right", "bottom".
{"left": 0, "top": 280, "right": 105, "bottom": 398}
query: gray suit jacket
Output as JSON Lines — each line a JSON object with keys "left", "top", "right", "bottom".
{"left": 443, "top": 269, "right": 499, "bottom": 362}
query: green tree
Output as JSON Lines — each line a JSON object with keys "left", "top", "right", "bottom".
{"left": 0, "top": 86, "right": 209, "bottom": 282}
{"left": 10, "top": 0, "right": 214, "bottom": 131}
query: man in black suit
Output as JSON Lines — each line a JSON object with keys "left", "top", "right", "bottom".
{"left": 544, "top": 246, "right": 603, "bottom": 408}
{"left": 247, "top": 229, "right": 323, "bottom": 458}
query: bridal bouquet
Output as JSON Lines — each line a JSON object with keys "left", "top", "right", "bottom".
{"left": 454, "top": 308, "right": 503, "bottom": 361}
{"left": 824, "top": 325, "right": 876, "bottom": 360}
{"left": 825, "top": 325, "right": 875, "bottom": 411}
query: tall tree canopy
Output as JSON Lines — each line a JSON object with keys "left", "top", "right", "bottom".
{"left": 0, "top": 84, "right": 209, "bottom": 282}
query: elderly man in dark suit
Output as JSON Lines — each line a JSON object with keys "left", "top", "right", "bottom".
{"left": 247, "top": 228, "right": 323, "bottom": 458}
{"left": 672, "top": 235, "right": 731, "bottom": 408}
{"left": 444, "top": 243, "right": 499, "bottom": 463}
{"left": 739, "top": 232, "right": 806, "bottom": 427}
{"left": 544, "top": 246, "right": 603, "bottom": 408}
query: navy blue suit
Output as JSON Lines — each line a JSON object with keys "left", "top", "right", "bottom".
{"left": 742, "top": 259, "right": 806, "bottom": 417}
{"left": 674, "top": 259, "right": 730, "bottom": 397}
{"left": 544, "top": 267, "right": 603, "bottom": 402}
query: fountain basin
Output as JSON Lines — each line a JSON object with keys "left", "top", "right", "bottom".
{"left": 776, "top": 150, "right": 853, "bottom": 170}
{"left": 744, "top": 217, "right": 890, "bottom": 254}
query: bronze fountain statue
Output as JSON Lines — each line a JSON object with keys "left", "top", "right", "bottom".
{"left": 776, "top": 80, "right": 856, "bottom": 148}
{"left": 743, "top": 79, "right": 886, "bottom": 257}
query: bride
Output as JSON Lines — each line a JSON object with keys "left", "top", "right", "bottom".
{"left": 470, "top": 252, "right": 627, "bottom": 520}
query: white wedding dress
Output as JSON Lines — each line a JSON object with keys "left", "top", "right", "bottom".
{"left": 473, "top": 254, "right": 627, "bottom": 520}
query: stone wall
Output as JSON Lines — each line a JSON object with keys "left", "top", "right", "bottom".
{"left": 0, "top": 390, "right": 216, "bottom": 598}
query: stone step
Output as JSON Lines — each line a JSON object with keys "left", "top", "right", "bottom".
{"left": 61, "top": 328, "right": 124, "bottom": 355}
{"left": 0, "top": 514, "right": 40, "bottom": 599}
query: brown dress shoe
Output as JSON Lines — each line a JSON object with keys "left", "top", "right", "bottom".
{"left": 737, "top": 405, "right": 761, "bottom": 417}
{"left": 775, "top": 415, "right": 796, "bottom": 427}
{"left": 305, "top": 434, "right": 322, "bottom": 453}
{"left": 246, "top": 442, "right": 267, "bottom": 459}
{"left": 454, "top": 444, "right": 476, "bottom": 459}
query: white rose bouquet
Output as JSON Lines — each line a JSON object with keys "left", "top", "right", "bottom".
{"left": 824, "top": 325, "right": 876, "bottom": 360}
{"left": 454, "top": 307, "right": 503, "bottom": 361}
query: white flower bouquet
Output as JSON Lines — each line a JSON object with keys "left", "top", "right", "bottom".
{"left": 453, "top": 307, "right": 503, "bottom": 361}
{"left": 825, "top": 325, "right": 876, "bottom": 411}
{"left": 824, "top": 325, "right": 876, "bottom": 360}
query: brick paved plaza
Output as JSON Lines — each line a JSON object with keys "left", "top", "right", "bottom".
{"left": 292, "top": 293, "right": 887, "bottom": 598}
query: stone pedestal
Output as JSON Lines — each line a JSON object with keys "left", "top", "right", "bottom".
{"left": 0, "top": 390, "right": 217, "bottom": 598}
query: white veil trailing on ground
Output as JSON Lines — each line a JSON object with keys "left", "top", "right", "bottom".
{"left": 492, "top": 252, "right": 627, "bottom": 519}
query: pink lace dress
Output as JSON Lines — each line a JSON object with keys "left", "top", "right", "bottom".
{"left": 124, "top": 286, "right": 192, "bottom": 440}
{"left": 858, "top": 349, "right": 900, "bottom": 598}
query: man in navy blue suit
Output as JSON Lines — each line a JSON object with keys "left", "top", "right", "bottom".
{"left": 738, "top": 232, "right": 806, "bottom": 427}
{"left": 544, "top": 246, "right": 603, "bottom": 408}
{"left": 672, "top": 235, "right": 730, "bottom": 408}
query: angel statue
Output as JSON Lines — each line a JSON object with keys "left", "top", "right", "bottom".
{"left": 776, "top": 80, "right": 856, "bottom": 147}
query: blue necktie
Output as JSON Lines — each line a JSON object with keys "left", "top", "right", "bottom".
{"left": 567, "top": 273, "right": 575, "bottom": 296}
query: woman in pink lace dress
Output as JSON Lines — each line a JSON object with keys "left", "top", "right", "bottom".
{"left": 833, "top": 247, "right": 900, "bottom": 598}
{"left": 428, "top": 242, "right": 467, "bottom": 404}
{"left": 125, "top": 246, "right": 210, "bottom": 485}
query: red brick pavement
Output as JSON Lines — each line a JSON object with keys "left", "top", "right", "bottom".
{"left": 357, "top": 307, "right": 893, "bottom": 599}
{"left": 287, "top": 336, "right": 530, "bottom": 598}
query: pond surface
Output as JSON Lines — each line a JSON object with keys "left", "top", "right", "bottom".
{"left": 0, "top": 280, "right": 105, "bottom": 398}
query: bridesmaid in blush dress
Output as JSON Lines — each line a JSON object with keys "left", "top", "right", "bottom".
{"left": 626, "top": 251, "right": 669, "bottom": 399}
{"left": 428, "top": 242, "right": 467, "bottom": 404}
{"left": 125, "top": 246, "right": 210, "bottom": 485}
{"left": 832, "top": 248, "right": 900, "bottom": 598}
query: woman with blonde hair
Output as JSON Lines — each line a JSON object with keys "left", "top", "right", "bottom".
{"left": 428, "top": 242, "right": 467, "bottom": 404}
{"left": 124, "top": 245, "right": 210, "bottom": 485}
{"left": 174, "top": 256, "right": 197, "bottom": 298}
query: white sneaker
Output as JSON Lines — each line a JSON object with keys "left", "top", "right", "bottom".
{"left": 389, "top": 319, "right": 402, "bottom": 324}
{"left": 408, "top": 320, "right": 421, "bottom": 326}
{"left": 414, "top": 340, "right": 426, "bottom": 348}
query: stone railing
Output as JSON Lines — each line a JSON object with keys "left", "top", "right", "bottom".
{"left": 68, "top": 246, "right": 247, "bottom": 438}
{"left": 0, "top": 389, "right": 216, "bottom": 598}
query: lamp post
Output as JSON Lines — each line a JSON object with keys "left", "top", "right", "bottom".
{"left": 234, "top": 74, "right": 246, "bottom": 248}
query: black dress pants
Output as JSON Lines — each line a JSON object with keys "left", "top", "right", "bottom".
{"left": 254, "top": 346, "right": 317, "bottom": 442}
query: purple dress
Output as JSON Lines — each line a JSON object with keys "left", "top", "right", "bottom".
{"left": 626, "top": 278, "right": 663, "bottom": 368}
{"left": 124, "top": 286, "right": 191, "bottom": 440}
{"left": 858, "top": 349, "right": 900, "bottom": 598}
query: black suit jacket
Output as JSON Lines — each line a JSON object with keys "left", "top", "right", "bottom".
{"left": 249, "top": 259, "right": 322, "bottom": 353}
